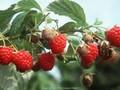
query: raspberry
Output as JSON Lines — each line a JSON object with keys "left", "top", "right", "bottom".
{"left": 0, "top": 46, "right": 13, "bottom": 65}
{"left": 106, "top": 26, "right": 120, "bottom": 47}
{"left": 37, "top": 52, "right": 55, "bottom": 71}
{"left": 78, "top": 43, "right": 98, "bottom": 68}
{"left": 12, "top": 50, "right": 33, "bottom": 72}
{"left": 48, "top": 34, "right": 66, "bottom": 54}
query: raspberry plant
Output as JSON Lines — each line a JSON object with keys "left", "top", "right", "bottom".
{"left": 0, "top": 0, "right": 120, "bottom": 90}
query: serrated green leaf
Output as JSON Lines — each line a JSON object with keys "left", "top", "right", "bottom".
{"left": 0, "top": 4, "right": 16, "bottom": 31}
{"left": 17, "top": 0, "right": 42, "bottom": 12}
{"left": 48, "top": 0, "right": 87, "bottom": 26}
{"left": 59, "top": 22, "right": 76, "bottom": 33}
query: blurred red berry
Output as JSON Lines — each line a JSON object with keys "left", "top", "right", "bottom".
{"left": 0, "top": 46, "right": 13, "bottom": 65}
{"left": 106, "top": 26, "right": 120, "bottom": 47}
{"left": 37, "top": 52, "right": 55, "bottom": 71}
{"left": 78, "top": 43, "right": 99, "bottom": 68}
{"left": 12, "top": 50, "right": 33, "bottom": 72}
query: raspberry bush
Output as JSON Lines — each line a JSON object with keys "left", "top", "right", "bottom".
{"left": 0, "top": 0, "right": 120, "bottom": 90}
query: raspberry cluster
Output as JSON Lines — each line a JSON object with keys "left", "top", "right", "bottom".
{"left": 0, "top": 46, "right": 33, "bottom": 72}
{"left": 77, "top": 26, "right": 120, "bottom": 68}
{"left": 1, "top": 26, "right": 120, "bottom": 73}
{"left": 0, "top": 46, "right": 55, "bottom": 72}
{"left": 106, "top": 26, "right": 120, "bottom": 47}
{"left": 33, "top": 28, "right": 67, "bottom": 71}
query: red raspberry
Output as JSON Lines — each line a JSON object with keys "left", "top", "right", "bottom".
{"left": 0, "top": 46, "right": 13, "bottom": 65}
{"left": 79, "top": 44, "right": 98, "bottom": 68}
{"left": 106, "top": 26, "right": 120, "bottom": 47}
{"left": 12, "top": 50, "right": 33, "bottom": 72}
{"left": 48, "top": 34, "right": 66, "bottom": 54}
{"left": 37, "top": 52, "right": 55, "bottom": 71}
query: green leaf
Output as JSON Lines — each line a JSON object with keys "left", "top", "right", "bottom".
{"left": 67, "top": 35, "right": 82, "bottom": 48}
{"left": 17, "top": 0, "right": 42, "bottom": 12}
{"left": 7, "top": 12, "right": 27, "bottom": 36}
{"left": 46, "top": 17, "right": 53, "bottom": 24}
{"left": 48, "top": 0, "right": 87, "bottom": 26}
{"left": 95, "top": 30, "right": 105, "bottom": 39}
{"left": 0, "top": 86, "right": 3, "bottom": 90}
{"left": 59, "top": 22, "right": 76, "bottom": 33}
{"left": 0, "top": 4, "right": 16, "bottom": 31}
{"left": 27, "top": 11, "right": 44, "bottom": 28}
{"left": 94, "top": 18, "right": 103, "bottom": 25}
{"left": 7, "top": 10, "right": 44, "bottom": 36}
{"left": 14, "top": 71, "right": 25, "bottom": 90}
{"left": 66, "top": 43, "right": 75, "bottom": 56}
{"left": 64, "top": 42, "right": 78, "bottom": 63}
{"left": 27, "top": 72, "right": 60, "bottom": 90}
{"left": 0, "top": 65, "right": 22, "bottom": 90}
{"left": 11, "top": 38, "right": 43, "bottom": 57}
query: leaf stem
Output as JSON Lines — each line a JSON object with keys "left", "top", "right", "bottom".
{"left": 0, "top": 32, "right": 6, "bottom": 46}
{"left": 0, "top": 32, "right": 18, "bottom": 51}
{"left": 34, "top": 13, "right": 50, "bottom": 30}
{"left": 92, "top": 33, "right": 103, "bottom": 41}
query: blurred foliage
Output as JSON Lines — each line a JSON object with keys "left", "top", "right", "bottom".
{"left": 90, "top": 60, "right": 120, "bottom": 90}
{"left": 27, "top": 71, "right": 61, "bottom": 90}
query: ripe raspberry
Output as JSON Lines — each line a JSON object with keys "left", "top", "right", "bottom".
{"left": 0, "top": 46, "right": 13, "bottom": 65}
{"left": 48, "top": 34, "right": 66, "bottom": 54}
{"left": 78, "top": 43, "right": 98, "bottom": 68}
{"left": 12, "top": 50, "right": 33, "bottom": 72}
{"left": 37, "top": 52, "right": 55, "bottom": 71}
{"left": 106, "top": 26, "right": 120, "bottom": 47}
